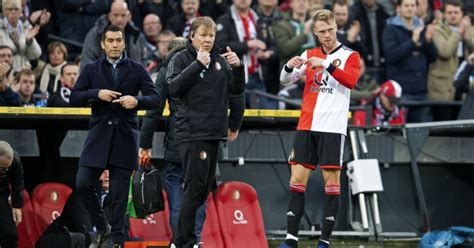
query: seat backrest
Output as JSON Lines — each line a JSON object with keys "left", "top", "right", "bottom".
{"left": 31, "top": 183, "right": 72, "bottom": 237}
{"left": 17, "top": 190, "right": 38, "bottom": 248}
{"left": 215, "top": 181, "right": 268, "bottom": 248}
{"left": 200, "top": 194, "right": 224, "bottom": 248}
{"left": 129, "top": 190, "right": 172, "bottom": 241}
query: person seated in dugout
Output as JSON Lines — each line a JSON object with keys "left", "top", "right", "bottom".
{"left": 353, "top": 80, "right": 405, "bottom": 126}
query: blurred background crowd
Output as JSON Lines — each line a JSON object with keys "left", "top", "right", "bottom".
{"left": 1, "top": 0, "right": 473, "bottom": 124}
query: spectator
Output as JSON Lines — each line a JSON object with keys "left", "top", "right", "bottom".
{"left": 143, "top": 13, "right": 163, "bottom": 68}
{"left": 0, "top": 141, "right": 24, "bottom": 248}
{"left": 48, "top": 62, "right": 79, "bottom": 107}
{"left": 81, "top": 1, "right": 148, "bottom": 70}
{"left": 143, "top": 13, "right": 163, "bottom": 46}
{"left": 332, "top": 0, "right": 364, "bottom": 54}
{"left": 147, "top": 29, "right": 176, "bottom": 73}
{"left": 55, "top": 0, "right": 111, "bottom": 58}
{"left": 416, "top": 0, "right": 441, "bottom": 24}
{"left": 0, "top": 46, "right": 20, "bottom": 106}
{"left": 453, "top": 53, "right": 474, "bottom": 119}
{"left": 0, "top": 0, "right": 42, "bottom": 73}
{"left": 140, "top": 0, "right": 176, "bottom": 28}
{"left": 216, "top": 0, "right": 273, "bottom": 109}
{"left": 383, "top": 0, "right": 438, "bottom": 123}
{"left": 353, "top": 80, "right": 405, "bottom": 126}
{"left": 349, "top": 0, "right": 390, "bottom": 81}
{"left": 428, "top": 0, "right": 474, "bottom": 102}
{"left": 167, "top": 0, "right": 200, "bottom": 38}
{"left": 254, "top": 0, "right": 283, "bottom": 107}
{"left": 38, "top": 41, "right": 68, "bottom": 94}
{"left": 308, "top": 0, "right": 325, "bottom": 18}
{"left": 15, "top": 69, "right": 36, "bottom": 106}
{"left": 272, "top": 0, "right": 314, "bottom": 70}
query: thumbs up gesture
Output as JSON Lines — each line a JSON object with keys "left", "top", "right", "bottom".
{"left": 222, "top": 46, "right": 241, "bottom": 68}
{"left": 197, "top": 46, "right": 211, "bottom": 67}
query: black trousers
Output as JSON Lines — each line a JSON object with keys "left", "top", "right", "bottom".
{"left": 174, "top": 140, "right": 219, "bottom": 248}
{"left": 0, "top": 192, "right": 17, "bottom": 248}
{"left": 75, "top": 166, "right": 132, "bottom": 245}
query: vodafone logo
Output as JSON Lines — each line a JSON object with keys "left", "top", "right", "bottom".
{"left": 233, "top": 210, "right": 248, "bottom": 225}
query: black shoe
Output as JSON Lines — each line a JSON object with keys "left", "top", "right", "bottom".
{"left": 91, "top": 224, "right": 111, "bottom": 248}
{"left": 99, "top": 237, "right": 122, "bottom": 248}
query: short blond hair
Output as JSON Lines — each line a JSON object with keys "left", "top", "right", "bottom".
{"left": 2, "top": 0, "right": 21, "bottom": 12}
{"left": 312, "top": 9, "right": 335, "bottom": 24}
{"left": 189, "top": 16, "right": 216, "bottom": 38}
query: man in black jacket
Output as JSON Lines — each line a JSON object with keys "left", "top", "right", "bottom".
{"left": 139, "top": 37, "right": 245, "bottom": 246}
{"left": 166, "top": 16, "right": 245, "bottom": 248}
{"left": 0, "top": 141, "right": 24, "bottom": 248}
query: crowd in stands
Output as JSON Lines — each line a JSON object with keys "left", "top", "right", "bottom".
{"left": 0, "top": 0, "right": 473, "bottom": 123}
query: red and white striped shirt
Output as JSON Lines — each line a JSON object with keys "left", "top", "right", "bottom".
{"left": 280, "top": 44, "right": 360, "bottom": 135}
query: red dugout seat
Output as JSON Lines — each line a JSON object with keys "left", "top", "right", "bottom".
{"left": 215, "top": 181, "right": 268, "bottom": 248}
{"left": 30, "top": 183, "right": 72, "bottom": 238}
{"left": 129, "top": 190, "right": 172, "bottom": 241}
{"left": 17, "top": 190, "right": 38, "bottom": 248}
{"left": 200, "top": 194, "right": 224, "bottom": 248}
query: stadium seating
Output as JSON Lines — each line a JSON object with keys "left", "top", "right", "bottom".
{"left": 200, "top": 193, "right": 224, "bottom": 248}
{"left": 129, "top": 190, "right": 172, "bottom": 241}
{"left": 17, "top": 190, "right": 37, "bottom": 248}
{"left": 215, "top": 181, "right": 268, "bottom": 248}
{"left": 30, "top": 183, "right": 72, "bottom": 239}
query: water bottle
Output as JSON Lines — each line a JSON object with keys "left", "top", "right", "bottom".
{"left": 35, "top": 92, "right": 49, "bottom": 107}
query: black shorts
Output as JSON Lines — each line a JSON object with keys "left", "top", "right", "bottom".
{"left": 288, "top": 130, "right": 345, "bottom": 170}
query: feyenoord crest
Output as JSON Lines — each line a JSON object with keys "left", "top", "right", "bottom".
{"left": 332, "top": 59, "right": 341, "bottom": 67}
{"left": 61, "top": 87, "right": 71, "bottom": 103}
{"left": 199, "top": 151, "right": 207, "bottom": 160}
{"left": 314, "top": 70, "right": 329, "bottom": 86}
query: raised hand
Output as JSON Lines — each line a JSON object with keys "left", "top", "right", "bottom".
{"left": 197, "top": 46, "right": 210, "bottom": 66}
{"left": 0, "top": 62, "right": 11, "bottom": 78}
{"left": 222, "top": 46, "right": 241, "bottom": 67}
{"left": 227, "top": 128, "right": 239, "bottom": 142}
{"left": 247, "top": 39, "right": 267, "bottom": 50}
{"left": 412, "top": 26, "right": 424, "bottom": 44}
{"left": 26, "top": 25, "right": 40, "bottom": 43}
{"left": 98, "top": 89, "right": 122, "bottom": 102}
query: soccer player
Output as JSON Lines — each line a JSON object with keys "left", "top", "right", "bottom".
{"left": 279, "top": 9, "right": 360, "bottom": 248}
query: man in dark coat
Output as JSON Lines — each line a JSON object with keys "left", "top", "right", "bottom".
{"left": 166, "top": 16, "right": 245, "bottom": 248}
{"left": 70, "top": 25, "right": 160, "bottom": 247}
{"left": 0, "top": 141, "right": 24, "bottom": 248}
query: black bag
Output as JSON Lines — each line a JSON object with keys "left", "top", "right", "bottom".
{"left": 36, "top": 223, "right": 85, "bottom": 248}
{"left": 132, "top": 164, "right": 164, "bottom": 217}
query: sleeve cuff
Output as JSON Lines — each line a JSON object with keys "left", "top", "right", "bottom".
{"left": 284, "top": 64, "right": 294, "bottom": 72}
{"left": 323, "top": 60, "right": 336, "bottom": 74}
